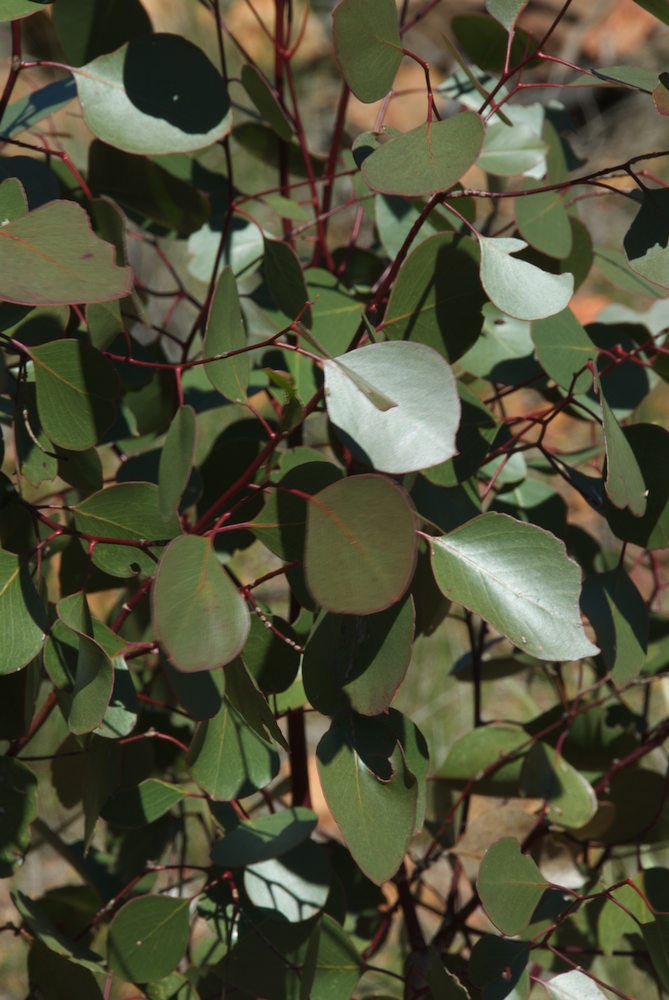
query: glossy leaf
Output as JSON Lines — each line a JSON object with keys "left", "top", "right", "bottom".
{"left": 0, "top": 201, "right": 131, "bottom": 306}
{"left": 324, "top": 341, "right": 460, "bottom": 473}
{"left": 73, "top": 483, "right": 181, "bottom": 578}
{"left": 432, "top": 514, "right": 598, "bottom": 661}
{"left": 107, "top": 895, "right": 190, "bottom": 983}
{"left": 158, "top": 406, "right": 197, "bottom": 520}
{"left": 0, "top": 548, "right": 47, "bottom": 674}
{"left": 211, "top": 808, "right": 317, "bottom": 868}
{"left": 597, "top": 374, "right": 647, "bottom": 516}
{"left": 152, "top": 535, "right": 250, "bottom": 672}
{"left": 31, "top": 339, "right": 120, "bottom": 452}
{"left": 304, "top": 474, "right": 418, "bottom": 615}
{"left": 303, "top": 597, "right": 414, "bottom": 716}
{"left": 479, "top": 236, "right": 574, "bottom": 320}
{"left": 317, "top": 713, "right": 418, "bottom": 884}
{"left": 546, "top": 971, "right": 607, "bottom": 999}
{"left": 383, "top": 233, "right": 485, "bottom": 362}
{"left": 362, "top": 113, "right": 485, "bottom": 197}
{"left": 477, "top": 838, "right": 548, "bottom": 935}
{"left": 581, "top": 569, "right": 648, "bottom": 684}
{"left": 75, "top": 35, "right": 232, "bottom": 155}
{"left": 203, "top": 267, "right": 249, "bottom": 402}
{"left": 333, "top": 0, "right": 402, "bottom": 104}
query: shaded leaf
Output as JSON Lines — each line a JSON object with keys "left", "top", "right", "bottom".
{"left": 324, "top": 341, "right": 460, "bottom": 473}
{"left": 12, "top": 891, "right": 104, "bottom": 973}
{"left": 244, "top": 840, "right": 331, "bottom": 923}
{"left": 152, "top": 535, "right": 250, "bottom": 673}
{"left": 102, "top": 779, "right": 186, "bottom": 828}
{"left": 431, "top": 513, "right": 598, "bottom": 661}
{"left": 203, "top": 266, "right": 249, "bottom": 402}
{"left": 531, "top": 308, "right": 596, "bottom": 392}
{"left": 68, "top": 633, "right": 114, "bottom": 736}
{"left": 304, "top": 474, "right": 417, "bottom": 615}
{"left": 107, "top": 895, "right": 190, "bottom": 983}
{"left": 581, "top": 569, "right": 647, "bottom": 685}
{"left": 486, "top": 0, "right": 528, "bottom": 29}
{"left": 604, "top": 424, "right": 669, "bottom": 549}
{"left": 623, "top": 189, "right": 669, "bottom": 290}
{"left": 597, "top": 373, "right": 647, "bottom": 516}
{"left": 211, "top": 808, "right": 317, "bottom": 868}
{"left": 241, "top": 63, "right": 293, "bottom": 140}
{"left": 477, "top": 838, "right": 548, "bottom": 936}
{"left": 520, "top": 743, "right": 597, "bottom": 829}
{"left": 333, "top": 0, "right": 402, "bottom": 104}
{"left": 54, "top": 0, "right": 152, "bottom": 66}
{"left": 0, "top": 0, "right": 51, "bottom": 21}
{"left": 0, "top": 77, "right": 76, "bottom": 140}
{"left": 264, "top": 237, "right": 311, "bottom": 325}
{"left": 158, "top": 406, "right": 197, "bottom": 520}
{"left": 478, "top": 122, "right": 546, "bottom": 176}
{"left": 438, "top": 723, "right": 527, "bottom": 794}
{"left": 75, "top": 34, "right": 232, "bottom": 155}
{"left": 0, "top": 757, "right": 37, "bottom": 876}
{"left": 479, "top": 236, "right": 574, "bottom": 320}
{"left": 0, "top": 548, "right": 47, "bottom": 674}
{"left": 362, "top": 113, "right": 485, "bottom": 197}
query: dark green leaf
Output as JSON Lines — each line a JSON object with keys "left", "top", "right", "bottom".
{"left": 203, "top": 267, "right": 249, "bottom": 402}
{"left": 304, "top": 474, "right": 418, "bottom": 615}
{"left": 520, "top": 743, "right": 597, "bottom": 828}
{"left": 485, "top": 0, "right": 528, "bottom": 29}
{"left": 264, "top": 237, "right": 311, "bottom": 325}
{"left": 623, "top": 190, "right": 669, "bottom": 291}
{"left": 0, "top": 202, "right": 131, "bottom": 306}
{"left": 211, "top": 808, "right": 317, "bottom": 868}
{"left": 69, "top": 633, "right": 114, "bottom": 736}
{"left": 362, "top": 113, "right": 485, "bottom": 197}
{"left": 597, "top": 374, "right": 647, "bottom": 516}
{"left": 631, "top": 0, "right": 669, "bottom": 27}
{"left": 102, "top": 779, "right": 186, "bottom": 828}
{"left": 324, "top": 341, "right": 460, "bottom": 473}
{"left": 12, "top": 891, "right": 104, "bottom": 973}
{"left": 0, "top": 548, "right": 47, "bottom": 674}
{"left": 581, "top": 569, "right": 648, "bottom": 684}
{"left": 152, "top": 535, "right": 250, "bottom": 672}
{"left": 241, "top": 63, "right": 293, "bottom": 140}
{"left": 383, "top": 233, "right": 485, "bottom": 362}
{"left": 0, "top": 757, "right": 37, "bottom": 876}
{"left": 437, "top": 723, "right": 527, "bottom": 794}
{"left": 469, "top": 936, "right": 530, "bottom": 999}
{"left": 477, "top": 838, "right": 548, "bottom": 936}
{"left": 31, "top": 339, "right": 120, "bottom": 452}
{"left": 317, "top": 713, "right": 418, "bottom": 884}
{"left": 243, "top": 613, "right": 301, "bottom": 694}
{"left": 107, "top": 895, "right": 190, "bottom": 983}
{"left": 244, "top": 840, "right": 331, "bottom": 923}
{"left": 159, "top": 406, "right": 197, "bottom": 520}
{"left": 0, "top": 0, "right": 51, "bottom": 21}
{"left": 515, "top": 185, "right": 573, "bottom": 258}
{"left": 431, "top": 514, "right": 598, "bottom": 661}
{"left": 333, "top": 0, "right": 402, "bottom": 103}
{"left": 531, "top": 308, "right": 596, "bottom": 392}
{"left": 604, "top": 424, "right": 669, "bottom": 549}
{"left": 75, "top": 35, "right": 232, "bottom": 155}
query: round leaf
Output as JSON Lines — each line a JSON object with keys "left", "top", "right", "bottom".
{"left": 479, "top": 236, "right": 574, "bottom": 320}
{"left": 0, "top": 201, "right": 131, "bottom": 306}
{"left": 486, "top": 0, "right": 528, "bottom": 29}
{"left": 0, "top": 548, "right": 47, "bottom": 674}
{"left": 304, "top": 475, "right": 418, "bottom": 615}
{"left": 431, "top": 513, "right": 599, "bottom": 661}
{"left": 477, "top": 838, "right": 548, "bottom": 936}
{"left": 107, "top": 895, "right": 190, "bottom": 983}
{"left": 520, "top": 743, "right": 597, "bottom": 829}
{"left": 516, "top": 185, "right": 573, "bottom": 258}
{"left": 362, "top": 113, "right": 485, "bottom": 197}
{"left": 152, "top": 535, "right": 250, "bottom": 673}
{"left": 324, "top": 341, "right": 460, "bottom": 473}
{"left": 31, "top": 339, "right": 120, "bottom": 452}
{"left": 75, "top": 34, "right": 232, "bottom": 155}
{"left": 333, "top": 0, "right": 402, "bottom": 104}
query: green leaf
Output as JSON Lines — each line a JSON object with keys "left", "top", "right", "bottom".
{"left": 631, "top": 0, "right": 669, "bottom": 28}
{"left": 479, "top": 236, "right": 574, "bottom": 320}
{"left": 546, "top": 971, "right": 607, "bottom": 999}
{"left": 107, "top": 895, "right": 190, "bottom": 983}
{"left": 428, "top": 948, "right": 471, "bottom": 997}
{"left": 430, "top": 513, "right": 598, "bottom": 661}
{"left": 581, "top": 569, "right": 648, "bottom": 684}
{"left": 158, "top": 406, "right": 197, "bottom": 520}
{"left": 54, "top": 0, "right": 152, "bottom": 66}
{"left": 478, "top": 122, "right": 546, "bottom": 176}
{"left": 316, "top": 713, "right": 418, "bottom": 884}
{"left": 477, "top": 838, "right": 548, "bottom": 936}
{"left": 438, "top": 722, "right": 527, "bottom": 794}
{"left": 515, "top": 185, "right": 573, "bottom": 258}
{"left": 30, "top": 339, "right": 120, "bottom": 452}
{"left": 75, "top": 34, "right": 232, "bottom": 155}
{"left": 152, "top": 535, "right": 250, "bottom": 673}
{"left": 597, "top": 374, "right": 647, "bottom": 516}
{"left": 203, "top": 267, "right": 249, "bottom": 402}
{"left": 188, "top": 696, "right": 280, "bottom": 800}
{"left": 0, "top": 757, "right": 37, "bottom": 876}
{"left": 469, "top": 936, "right": 529, "bottom": 998}
{"left": 0, "top": 0, "right": 50, "bottom": 21}
{"left": 324, "top": 341, "right": 460, "bottom": 473}
{"left": 0, "top": 548, "right": 47, "bottom": 674}
{"left": 382, "top": 233, "right": 485, "bottom": 362}
{"left": 485, "top": 0, "right": 528, "bottom": 29}
{"left": 304, "top": 474, "right": 418, "bottom": 615}
{"left": 653, "top": 73, "right": 669, "bottom": 115}
{"left": 241, "top": 63, "right": 293, "bottom": 141}
{"left": 520, "top": 743, "right": 597, "bottom": 828}
{"left": 73, "top": 483, "right": 181, "bottom": 578}
{"left": 305, "top": 268, "right": 364, "bottom": 355}
{"left": 263, "top": 237, "right": 311, "bottom": 324}
{"left": 211, "top": 808, "right": 317, "bottom": 867}
{"left": 452, "top": 14, "right": 538, "bottom": 74}
{"left": 0, "top": 201, "right": 131, "bottom": 306}
{"left": 595, "top": 246, "right": 665, "bottom": 299}
{"left": 13, "top": 890, "right": 105, "bottom": 972}
{"left": 102, "top": 779, "right": 186, "bottom": 828}
{"left": 244, "top": 840, "right": 331, "bottom": 923}
{"left": 362, "top": 113, "right": 485, "bottom": 197}
{"left": 243, "top": 613, "right": 301, "bottom": 694}
{"left": 69, "top": 633, "right": 114, "bottom": 736}
{"left": 0, "top": 177, "right": 28, "bottom": 220}
{"left": 332, "top": 0, "right": 402, "bottom": 104}
{"left": 531, "top": 308, "right": 596, "bottom": 392}
{"left": 604, "top": 424, "right": 669, "bottom": 550}
{"left": 623, "top": 190, "right": 669, "bottom": 291}
{"left": 303, "top": 596, "right": 414, "bottom": 716}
